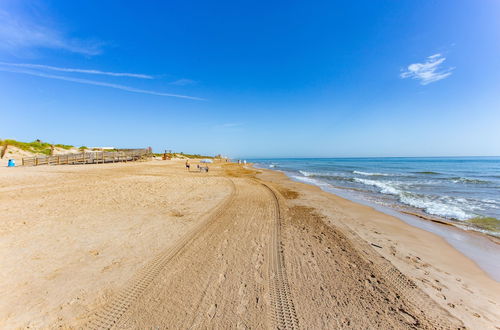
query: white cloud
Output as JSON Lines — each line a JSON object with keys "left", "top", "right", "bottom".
{"left": 400, "top": 53, "right": 454, "bottom": 85}
{"left": 0, "top": 62, "right": 152, "bottom": 79}
{"left": 0, "top": 8, "right": 102, "bottom": 55}
{"left": 0, "top": 67, "right": 205, "bottom": 101}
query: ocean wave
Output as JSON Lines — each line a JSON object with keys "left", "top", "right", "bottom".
{"left": 481, "top": 199, "right": 500, "bottom": 208}
{"left": 353, "top": 170, "right": 391, "bottom": 176}
{"left": 318, "top": 175, "right": 354, "bottom": 182}
{"left": 299, "top": 170, "right": 354, "bottom": 182}
{"left": 293, "top": 166, "right": 498, "bottom": 223}
{"left": 353, "top": 178, "right": 400, "bottom": 195}
{"left": 414, "top": 171, "right": 440, "bottom": 175}
{"left": 353, "top": 177, "right": 481, "bottom": 220}
{"left": 299, "top": 170, "right": 315, "bottom": 177}
{"left": 455, "top": 222, "right": 500, "bottom": 238}
{"left": 398, "top": 193, "right": 476, "bottom": 220}
{"left": 448, "top": 177, "right": 490, "bottom": 184}
{"left": 291, "top": 175, "right": 330, "bottom": 187}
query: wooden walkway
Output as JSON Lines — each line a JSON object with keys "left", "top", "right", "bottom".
{"left": 22, "top": 149, "right": 151, "bottom": 166}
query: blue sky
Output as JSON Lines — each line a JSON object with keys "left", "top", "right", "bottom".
{"left": 1, "top": 0, "right": 499, "bottom": 157}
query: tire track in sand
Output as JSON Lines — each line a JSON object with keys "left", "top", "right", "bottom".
{"left": 109, "top": 176, "right": 271, "bottom": 329}
{"left": 335, "top": 221, "right": 463, "bottom": 327}
{"left": 87, "top": 179, "right": 236, "bottom": 330}
{"left": 258, "top": 180, "right": 299, "bottom": 329}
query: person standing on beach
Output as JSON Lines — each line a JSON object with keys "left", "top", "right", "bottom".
{"left": 185, "top": 160, "right": 190, "bottom": 171}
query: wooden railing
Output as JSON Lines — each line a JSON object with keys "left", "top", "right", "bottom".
{"left": 22, "top": 149, "right": 152, "bottom": 166}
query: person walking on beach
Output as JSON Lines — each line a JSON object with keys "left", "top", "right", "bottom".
{"left": 185, "top": 160, "right": 190, "bottom": 171}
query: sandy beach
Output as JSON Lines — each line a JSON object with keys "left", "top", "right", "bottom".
{"left": 1, "top": 160, "right": 499, "bottom": 329}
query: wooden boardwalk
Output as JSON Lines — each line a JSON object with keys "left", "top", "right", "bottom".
{"left": 22, "top": 149, "right": 151, "bottom": 166}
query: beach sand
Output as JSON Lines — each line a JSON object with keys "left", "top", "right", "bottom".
{"left": 0, "top": 160, "right": 498, "bottom": 328}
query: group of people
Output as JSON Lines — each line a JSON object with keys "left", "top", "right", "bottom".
{"left": 185, "top": 160, "right": 209, "bottom": 172}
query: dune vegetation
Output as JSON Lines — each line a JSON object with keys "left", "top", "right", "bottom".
{"left": 0, "top": 139, "right": 75, "bottom": 156}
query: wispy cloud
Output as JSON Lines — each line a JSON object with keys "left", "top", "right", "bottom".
{"left": 170, "top": 78, "right": 197, "bottom": 86}
{"left": 0, "top": 62, "right": 152, "bottom": 79}
{"left": 0, "top": 67, "right": 205, "bottom": 101}
{"left": 400, "top": 53, "right": 454, "bottom": 85}
{"left": 0, "top": 8, "right": 102, "bottom": 56}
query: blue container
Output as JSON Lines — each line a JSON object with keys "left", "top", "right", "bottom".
{"left": 7, "top": 159, "right": 15, "bottom": 167}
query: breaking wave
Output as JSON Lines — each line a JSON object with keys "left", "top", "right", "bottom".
{"left": 353, "top": 178, "right": 400, "bottom": 195}
{"left": 299, "top": 170, "right": 354, "bottom": 182}
{"left": 353, "top": 177, "right": 481, "bottom": 220}
{"left": 291, "top": 175, "right": 331, "bottom": 188}
{"left": 298, "top": 170, "right": 316, "bottom": 177}
{"left": 353, "top": 170, "right": 391, "bottom": 176}
{"left": 448, "top": 177, "right": 490, "bottom": 184}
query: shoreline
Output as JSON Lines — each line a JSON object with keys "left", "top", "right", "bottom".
{"left": 259, "top": 165, "right": 500, "bottom": 282}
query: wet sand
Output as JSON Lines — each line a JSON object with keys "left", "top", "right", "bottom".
{"left": 0, "top": 160, "right": 498, "bottom": 328}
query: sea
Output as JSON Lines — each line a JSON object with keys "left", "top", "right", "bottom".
{"left": 253, "top": 157, "right": 500, "bottom": 236}
{"left": 252, "top": 157, "right": 500, "bottom": 280}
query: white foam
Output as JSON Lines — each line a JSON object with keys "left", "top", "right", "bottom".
{"left": 455, "top": 224, "right": 500, "bottom": 238}
{"left": 353, "top": 178, "right": 479, "bottom": 220}
{"left": 353, "top": 170, "right": 391, "bottom": 176}
{"left": 398, "top": 193, "right": 474, "bottom": 220}
{"left": 451, "top": 177, "right": 489, "bottom": 184}
{"left": 353, "top": 178, "right": 400, "bottom": 195}
{"left": 298, "top": 170, "right": 313, "bottom": 176}
{"left": 291, "top": 175, "right": 330, "bottom": 188}
{"left": 482, "top": 199, "right": 500, "bottom": 208}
